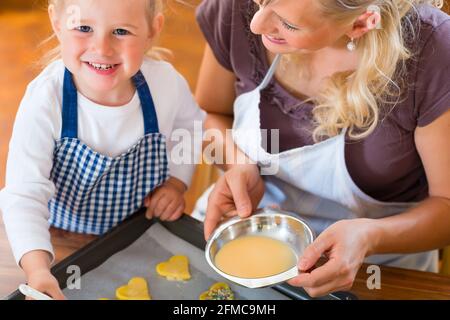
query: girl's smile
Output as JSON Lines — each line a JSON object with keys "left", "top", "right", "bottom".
{"left": 84, "top": 61, "right": 121, "bottom": 76}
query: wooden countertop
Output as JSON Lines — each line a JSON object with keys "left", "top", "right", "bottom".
{"left": 1, "top": 215, "right": 450, "bottom": 300}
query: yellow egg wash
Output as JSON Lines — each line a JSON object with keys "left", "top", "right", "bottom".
{"left": 214, "top": 235, "right": 297, "bottom": 278}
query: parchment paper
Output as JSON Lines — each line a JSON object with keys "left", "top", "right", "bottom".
{"left": 63, "top": 223, "right": 289, "bottom": 300}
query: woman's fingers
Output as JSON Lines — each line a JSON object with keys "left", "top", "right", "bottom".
{"left": 204, "top": 203, "right": 236, "bottom": 240}
{"left": 204, "top": 178, "right": 233, "bottom": 239}
{"left": 288, "top": 223, "right": 364, "bottom": 297}
{"left": 204, "top": 165, "right": 263, "bottom": 240}
{"left": 288, "top": 257, "right": 340, "bottom": 288}
{"left": 204, "top": 206, "right": 230, "bottom": 240}
{"left": 288, "top": 257, "right": 357, "bottom": 298}
{"left": 287, "top": 232, "right": 337, "bottom": 291}
{"left": 299, "top": 260, "right": 356, "bottom": 297}
{"left": 303, "top": 282, "right": 352, "bottom": 298}
{"left": 298, "top": 232, "right": 333, "bottom": 271}
{"left": 226, "top": 171, "right": 252, "bottom": 218}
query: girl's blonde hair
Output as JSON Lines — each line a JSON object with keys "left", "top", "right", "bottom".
{"left": 262, "top": 0, "right": 444, "bottom": 141}
{"left": 40, "top": 0, "right": 169, "bottom": 68}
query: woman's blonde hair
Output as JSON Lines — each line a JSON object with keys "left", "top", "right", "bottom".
{"left": 39, "top": 0, "right": 169, "bottom": 68}
{"left": 262, "top": 0, "right": 444, "bottom": 141}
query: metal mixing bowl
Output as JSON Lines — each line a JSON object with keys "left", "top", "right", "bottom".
{"left": 205, "top": 207, "right": 315, "bottom": 288}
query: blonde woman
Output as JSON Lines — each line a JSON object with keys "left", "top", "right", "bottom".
{"left": 0, "top": 0, "right": 204, "bottom": 299}
{"left": 193, "top": 0, "right": 450, "bottom": 297}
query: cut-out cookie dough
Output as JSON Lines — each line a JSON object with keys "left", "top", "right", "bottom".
{"left": 199, "top": 282, "right": 234, "bottom": 300}
{"left": 156, "top": 255, "right": 191, "bottom": 281}
{"left": 116, "top": 277, "right": 151, "bottom": 300}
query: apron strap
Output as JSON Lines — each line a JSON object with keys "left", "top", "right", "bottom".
{"left": 61, "top": 68, "right": 160, "bottom": 139}
{"left": 61, "top": 68, "right": 79, "bottom": 139}
{"left": 132, "top": 71, "right": 160, "bottom": 134}
{"left": 258, "top": 54, "right": 282, "bottom": 91}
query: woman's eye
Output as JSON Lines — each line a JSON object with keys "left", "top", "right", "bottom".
{"left": 75, "top": 26, "right": 92, "bottom": 33}
{"left": 281, "top": 20, "right": 299, "bottom": 32}
{"left": 113, "top": 29, "right": 130, "bottom": 36}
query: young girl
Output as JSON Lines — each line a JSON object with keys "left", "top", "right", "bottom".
{"left": 0, "top": 0, "right": 204, "bottom": 299}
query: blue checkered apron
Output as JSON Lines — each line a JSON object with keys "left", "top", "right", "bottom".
{"left": 48, "top": 68, "right": 169, "bottom": 234}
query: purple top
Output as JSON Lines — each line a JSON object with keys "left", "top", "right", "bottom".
{"left": 196, "top": 0, "right": 450, "bottom": 203}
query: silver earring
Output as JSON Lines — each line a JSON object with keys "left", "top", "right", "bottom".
{"left": 347, "top": 37, "right": 356, "bottom": 52}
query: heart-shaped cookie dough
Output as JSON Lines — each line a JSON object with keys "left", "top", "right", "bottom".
{"left": 199, "top": 282, "right": 234, "bottom": 300}
{"left": 156, "top": 255, "right": 191, "bottom": 281}
{"left": 116, "top": 277, "right": 151, "bottom": 300}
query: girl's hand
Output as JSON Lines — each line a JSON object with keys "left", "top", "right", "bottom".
{"left": 26, "top": 268, "right": 66, "bottom": 300}
{"left": 144, "top": 178, "right": 186, "bottom": 222}
{"left": 21, "top": 250, "right": 65, "bottom": 300}
{"left": 204, "top": 164, "right": 265, "bottom": 240}
{"left": 288, "top": 219, "right": 378, "bottom": 298}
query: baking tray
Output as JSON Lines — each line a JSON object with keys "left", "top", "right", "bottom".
{"left": 5, "top": 209, "right": 357, "bottom": 300}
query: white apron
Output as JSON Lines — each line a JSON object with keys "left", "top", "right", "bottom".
{"left": 193, "top": 54, "right": 438, "bottom": 272}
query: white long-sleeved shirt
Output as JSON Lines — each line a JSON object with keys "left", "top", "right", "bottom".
{"left": 0, "top": 58, "right": 205, "bottom": 265}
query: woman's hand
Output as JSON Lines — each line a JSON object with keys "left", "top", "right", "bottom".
{"left": 288, "top": 218, "right": 378, "bottom": 298}
{"left": 145, "top": 177, "right": 187, "bottom": 222}
{"left": 204, "top": 163, "right": 265, "bottom": 240}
